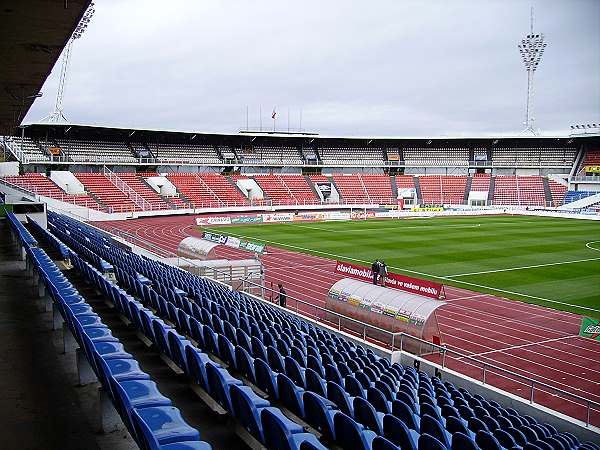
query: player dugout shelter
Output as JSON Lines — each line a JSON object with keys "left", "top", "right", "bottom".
{"left": 326, "top": 278, "right": 445, "bottom": 353}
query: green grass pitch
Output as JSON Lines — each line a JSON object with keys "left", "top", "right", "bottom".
{"left": 203, "top": 215, "right": 600, "bottom": 316}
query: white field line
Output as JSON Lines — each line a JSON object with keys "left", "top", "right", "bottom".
{"left": 586, "top": 241, "right": 600, "bottom": 252}
{"left": 203, "top": 228, "right": 600, "bottom": 314}
{"left": 458, "top": 335, "right": 580, "bottom": 359}
{"left": 446, "top": 256, "right": 600, "bottom": 278}
{"left": 286, "top": 222, "right": 482, "bottom": 233}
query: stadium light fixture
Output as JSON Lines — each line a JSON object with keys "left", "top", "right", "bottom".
{"left": 46, "top": 2, "right": 96, "bottom": 123}
{"left": 518, "top": 7, "right": 547, "bottom": 136}
{"left": 570, "top": 123, "right": 600, "bottom": 135}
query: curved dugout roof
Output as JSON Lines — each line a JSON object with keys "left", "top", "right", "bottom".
{"left": 329, "top": 278, "right": 445, "bottom": 326}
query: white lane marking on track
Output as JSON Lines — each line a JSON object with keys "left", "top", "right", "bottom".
{"left": 456, "top": 335, "right": 580, "bottom": 360}
{"left": 446, "top": 257, "right": 600, "bottom": 278}
{"left": 442, "top": 294, "right": 490, "bottom": 302}
{"left": 203, "top": 228, "right": 600, "bottom": 314}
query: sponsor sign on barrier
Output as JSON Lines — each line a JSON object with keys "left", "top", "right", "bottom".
{"left": 202, "top": 231, "right": 265, "bottom": 254}
{"left": 327, "top": 211, "right": 351, "bottom": 221}
{"left": 584, "top": 165, "right": 600, "bottom": 174}
{"left": 261, "top": 213, "right": 295, "bottom": 223}
{"left": 196, "top": 216, "right": 232, "bottom": 226}
{"left": 579, "top": 317, "right": 600, "bottom": 341}
{"left": 351, "top": 211, "right": 376, "bottom": 220}
{"left": 294, "top": 212, "right": 326, "bottom": 222}
{"left": 334, "top": 260, "right": 445, "bottom": 299}
{"left": 411, "top": 207, "right": 444, "bottom": 212}
{"left": 231, "top": 215, "right": 263, "bottom": 224}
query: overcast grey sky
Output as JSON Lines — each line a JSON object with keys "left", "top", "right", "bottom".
{"left": 25, "top": 0, "right": 599, "bottom": 137}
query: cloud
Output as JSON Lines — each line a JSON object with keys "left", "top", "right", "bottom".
{"left": 25, "top": 0, "right": 600, "bottom": 137}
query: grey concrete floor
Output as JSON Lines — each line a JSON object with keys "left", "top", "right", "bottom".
{"left": 0, "top": 219, "right": 135, "bottom": 450}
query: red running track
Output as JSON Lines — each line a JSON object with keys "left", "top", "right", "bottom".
{"left": 93, "top": 215, "right": 600, "bottom": 426}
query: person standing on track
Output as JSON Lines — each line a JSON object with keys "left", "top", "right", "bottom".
{"left": 371, "top": 259, "right": 380, "bottom": 285}
{"left": 277, "top": 283, "right": 287, "bottom": 308}
{"left": 379, "top": 261, "right": 388, "bottom": 287}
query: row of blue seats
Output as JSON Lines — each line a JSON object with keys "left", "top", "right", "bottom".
{"left": 45, "top": 212, "right": 600, "bottom": 450}
{"left": 68, "top": 229, "right": 329, "bottom": 450}
{"left": 23, "top": 216, "right": 212, "bottom": 450}
{"left": 118, "top": 266, "right": 584, "bottom": 450}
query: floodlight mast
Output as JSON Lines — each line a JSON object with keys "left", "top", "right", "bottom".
{"left": 47, "top": 2, "right": 95, "bottom": 123}
{"left": 518, "top": 7, "right": 547, "bottom": 135}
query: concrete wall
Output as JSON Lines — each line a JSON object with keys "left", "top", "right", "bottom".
{"left": 50, "top": 171, "right": 85, "bottom": 194}
{"left": 146, "top": 176, "right": 176, "bottom": 196}
{"left": 0, "top": 161, "right": 19, "bottom": 177}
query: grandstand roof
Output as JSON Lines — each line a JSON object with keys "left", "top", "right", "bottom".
{"left": 18, "top": 122, "right": 599, "bottom": 147}
{"left": 0, "top": 1, "right": 92, "bottom": 135}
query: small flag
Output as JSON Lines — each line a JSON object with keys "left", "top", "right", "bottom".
{"left": 272, "top": 109, "right": 276, "bottom": 119}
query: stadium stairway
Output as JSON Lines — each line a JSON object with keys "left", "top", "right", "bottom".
{"left": 304, "top": 175, "right": 322, "bottom": 201}
{"left": 390, "top": 176, "right": 398, "bottom": 200}
{"left": 413, "top": 177, "right": 422, "bottom": 204}
{"left": 463, "top": 176, "right": 472, "bottom": 203}
{"left": 487, "top": 176, "right": 496, "bottom": 204}
{"left": 542, "top": 178, "right": 553, "bottom": 205}
{"left": 329, "top": 176, "right": 344, "bottom": 202}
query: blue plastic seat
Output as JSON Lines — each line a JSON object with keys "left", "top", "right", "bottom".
{"left": 326, "top": 381, "right": 353, "bottom": 417}
{"left": 217, "top": 334, "right": 237, "bottom": 368}
{"left": 261, "top": 407, "right": 326, "bottom": 450}
{"left": 254, "top": 358, "right": 278, "bottom": 399}
{"left": 383, "top": 414, "right": 418, "bottom": 450}
{"left": 392, "top": 399, "right": 420, "bottom": 432}
{"left": 372, "top": 436, "right": 400, "bottom": 450}
{"left": 206, "top": 362, "right": 243, "bottom": 412}
{"left": 265, "top": 346, "right": 284, "bottom": 373}
{"left": 506, "top": 426, "right": 528, "bottom": 447}
{"left": 446, "top": 415, "right": 473, "bottom": 438}
{"left": 202, "top": 325, "right": 219, "bottom": 356}
{"left": 234, "top": 346, "right": 255, "bottom": 383}
{"left": 305, "top": 368, "right": 327, "bottom": 398}
{"left": 185, "top": 346, "right": 213, "bottom": 390}
{"left": 94, "top": 341, "right": 133, "bottom": 360}
{"left": 367, "top": 387, "right": 391, "bottom": 414}
{"left": 251, "top": 336, "right": 268, "bottom": 362}
{"left": 353, "top": 396, "right": 384, "bottom": 435}
{"left": 493, "top": 428, "right": 518, "bottom": 449}
{"left": 131, "top": 406, "right": 200, "bottom": 449}
{"left": 278, "top": 373, "right": 306, "bottom": 418}
{"left": 284, "top": 356, "right": 306, "bottom": 388}
{"left": 345, "top": 375, "right": 365, "bottom": 398}
{"left": 475, "top": 430, "right": 504, "bottom": 450}
{"left": 229, "top": 384, "right": 270, "bottom": 444}
{"left": 302, "top": 391, "right": 337, "bottom": 441}
{"left": 468, "top": 417, "right": 489, "bottom": 434}
{"left": 307, "top": 355, "right": 325, "bottom": 378}
{"left": 451, "top": 431, "right": 480, "bottom": 450}
{"left": 418, "top": 433, "right": 449, "bottom": 450}
{"left": 333, "top": 412, "right": 377, "bottom": 450}
{"left": 167, "top": 331, "right": 191, "bottom": 372}
{"left": 421, "top": 414, "right": 451, "bottom": 448}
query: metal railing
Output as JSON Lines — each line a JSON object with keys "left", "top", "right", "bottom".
{"left": 95, "top": 223, "right": 600, "bottom": 427}
{"left": 102, "top": 166, "right": 153, "bottom": 211}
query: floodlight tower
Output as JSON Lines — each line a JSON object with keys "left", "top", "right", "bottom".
{"left": 518, "top": 7, "right": 547, "bottom": 135}
{"left": 47, "top": 2, "right": 95, "bottom": 123}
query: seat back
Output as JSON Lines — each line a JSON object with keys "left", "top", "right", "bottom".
{"left": 327, "top": 381, "right": 353, "bottom": 416}
{"left": 383, "top": 413, "right": 417, "bottom": 450}
{"left": 353, "top": 397, "right": 382, "bottom": 434}
{"left": 303, "top": 391, "right": 337, "bottom": 440}
{"left": 451, "top": 431, "right": 478, "bottom": 450}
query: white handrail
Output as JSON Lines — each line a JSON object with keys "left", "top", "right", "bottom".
{"left": 102, "top": 166, "right": 153, "bottom": 211}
